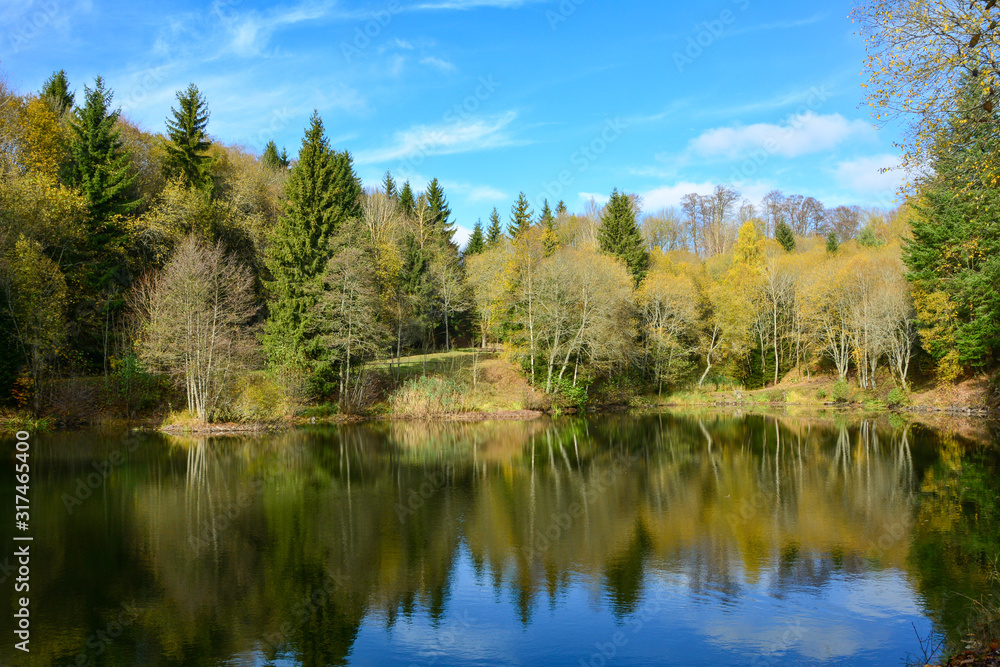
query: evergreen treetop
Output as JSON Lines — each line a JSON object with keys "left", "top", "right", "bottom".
{"left": 41, "top": 69, "right": 74, "bottom": 116}
{"left": 486, "top": 207, "right": 504, "bottom": 246}
{"left": 509, "top": 192, "right": 533, "bottom": 238}
{"left": 466, "top": 219, "right": 486, "bottom": 256}
{"left": 775, "top": 220, "right": 796, "bottom": 252}
{"left": 399, "top": 181, "right": 416, "bottom": 217}
{"left": 597, "top": 188, "right": 649, "bottom": 286}
{"left": 164, "top": 83, "right": 214, "bottom": 190}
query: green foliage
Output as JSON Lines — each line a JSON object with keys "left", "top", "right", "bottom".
{"left": 816, "top": 387, "right": 828, "bottom": 400}
{"left": 831, "top": 379, "right": 850, "bottom": 403}
{"left": 164, "top": 84, "right": 214, "bottom": 190}
{"left": 486, "top": 207, "right": 503, "bottom": 246}
{"left": 261, "top": 140, "right": 289, "bottom": 170}
{"left": 508, "top": 192, "right": 533, "bottom": 238}
{"left": 826, "top": 231, "right": 839, "bottom": 254}
{"left": 382, "top": 171, "right": 397, "bottom": 199}
{"left": 425, "top": 178, "right": 455, "bottom": 251}
{"left": 41, "top": 69, "right": 74, "bottom": 116}
{"left": 775, "top": 220, "right": 796, "bottom": 252}
{"left": 857, "top": 224, "right": 885, "bottom": 248}
{"left": 553, "top": 377, "right": 588, "bottom": 409}
{"left": 887, "top": 386, "right": 909, "bottom": 406}
{"left": 465, "top": 220, "right": 485, "bottom": 256}
{"left": 398, "top": 181, "right": 415, "bottom": 217}
{"left": 263, "top": 112, "right": 362, "bottom": 375}
{"left": 64, "top": 76, "right": 140, "bottom": 222}
{"left": 539, "top": 199, "right": 553, "bottom": 227}
{"left": 597, "top": 188, "right": 649, "bottom": 286}
{"left": 227, "top": 371, "right": 290, "bottom": 422}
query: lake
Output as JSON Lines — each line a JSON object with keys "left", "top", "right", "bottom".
{"left": 2, "top": 413, "right": 998, "bottom": 666}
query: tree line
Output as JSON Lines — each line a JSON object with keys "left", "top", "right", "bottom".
{"left": 1, "top": 42, "right": 997, "bottom": 419}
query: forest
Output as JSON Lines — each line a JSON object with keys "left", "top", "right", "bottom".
{"left": 1, "top": 1, "right": 998, "bottom": 423}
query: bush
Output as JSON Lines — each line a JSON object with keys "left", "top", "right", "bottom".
{"left": 831, "top": 379, "right": 850, "bottom": 403}
{"left": 887, "top": 387, "right": 909, "bottom": 407}
{"left": 227, "top": 372, "right": 290, "bottom": 422}
{"left": 553, "top": 377, "right": 589, "bottom": 409}
{"left": 816, "top": 388, "right": 828, "bottom": 400}
{"left": 766, "top": 389, "right": 786, "bottom": 403}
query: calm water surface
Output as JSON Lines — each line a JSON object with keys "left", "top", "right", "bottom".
{"left": 2, "top": 414, "right": 999, "bottom": 666}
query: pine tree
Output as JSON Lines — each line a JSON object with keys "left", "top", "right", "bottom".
{"left": 826, "top": 231, "right": 839, "bottom": 254}
{"left": 775, "top": 220, "right": 796, "bottom": 252}
{"left": 41, "top": 69, "right": 74, "bottom": 116}
{"left": 279, "top": 148, "right": 290, "bottom": 169}
{"left": 539, "top": 199, "right": 554, "bottom": 227}
{"left": 383, "top": 171, "right": 398, "bottom": 199}
{"left": 261, "top": 141, "right": 282, "bottom": 169}
{"left": 597, "top": 188, "right": 649, "bottom": 286}
{"left": 556, "top": 200, "right": 568, "bottom": 217}
{"left": 399, "top": 181, "right": 416, "bottom": 217}
{"left": 164, "top": 83, "right": 214, "bottom": 190}
{"left": 64, "top": 76, "right": 140, "bottom": 222}
{"left": 263, "top": 112, "right": 361, "bottom": 373}
{"left": 508, "top": 192, "right": 533, "bottom": 238}
{"left": 425, "top": 178, "right": 456, "bottom": 250}
{"left": 486, "top": 207, "right": 503, "bottom": 246}
{"left": 466, "top": 220, "right": 486, "bottom": 256}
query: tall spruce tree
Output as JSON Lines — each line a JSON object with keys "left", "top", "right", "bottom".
{"left": 775, "top": 220, "right": 796, "bottom": 252}
{"left": 399, "top": 181, "right": 416, "bottom": 217}
{"left": 425, "top": 178, "right": 456, "bottom": 250}
{"left": 164, "top": 83, "right": 214, "bottom": 190}
{"left": 65, "top": 76, "right": 140, "bottom": 223}
{"left": 597, "top": 188, "right": 649, "bottom": 286}
{"left": 263, "top": 112, "right": 361, "bottom": 374}
{"left": 383, "top": 171, "right": 398, "bottom": 200}
{"left": 466, "top": 220, "right": 486, "bottom": 256}
{"left": 41, "top": 69, "right": 74, "bottom": 116}
{"left": 826, "top": 231, "right": 840, "bottom": 254}
{"left": 508, "top": 192, "right": 533, "bottom": 238}
{"left": 539, "top": 199, "right": 554, "bottom": 227}
{"left": 556, "top": 200, "right": 568, "bottom": 217}
{"left": 486, "top": 207, "right": 503, "bottom": 246}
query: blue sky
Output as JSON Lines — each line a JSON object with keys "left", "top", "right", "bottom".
{"left": 1, "top": 0, "right": 904, "bottom": 245}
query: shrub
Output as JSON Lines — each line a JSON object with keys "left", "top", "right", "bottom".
{"left": 887, "top": 387, "right": 909, "bottom": 407}
{"left": 554, "top": 377, "right": 589, "bottom": 409}
{"left": 228, "top": 372, "right": 290, "bottom": 422}
{"left": 766, "top": 389, "right": 786, "bottom": 403}
{"left": 390, "top": 376, "right": 467, "bottom": 416}
{"left": 831, "top": 379, "right": 850, "bottom": 403}
{"left": 816, "top": 388, "right": 828, "bottom": 400}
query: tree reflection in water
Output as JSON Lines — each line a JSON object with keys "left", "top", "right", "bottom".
{"left": 2, "top": 414, "right": 997, "bottom": 666}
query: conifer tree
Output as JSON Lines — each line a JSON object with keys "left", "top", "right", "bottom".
{"left": 826, "top": 231, "right": 839, "bottom": 254}
{"left": 278, "top": 147, "right": 290, "bottom": 168}
{"left": 64, "top": 76, "right": 139, "bottom": 223}
{"left": 263, "top": 112, "right": 361, "bottom": 374}
{"left": 597, "top": 188, "right": 649, "bottom": 286}
{"left": 466, "top": 220, "right": 486, "bottom": 256}
{"left": 261, "top": 141, "right": 282, "bottom": 169}
{"left": 486, "top": 207, "right": 503, "bottom": 246}
{"left": 539, "top": 199, "right": 554, "bottom": 227}
{"left": 508, "top": 192, "right": 533, "bottom": 238}
{"left": 775, "top": 220, "right": 796, "bottom": 252}
{"left": 41, "top": 69, "right": 74, "bottom": 116}
{"left": 164, "top": 83, "right": 214, "bottom": 190}
{"left": 426, "top": 178, "right": 456, "bottom": 249}
{"left": 556, "top": 200, "right": 568, "bottom": 217}
{"left": 383, "top": 171, "right": 398, "bottom": 200}
{"left": 399, "top": 181, "right": 416, "bottom": 217}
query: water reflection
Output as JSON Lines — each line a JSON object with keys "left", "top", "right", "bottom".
{"left": 1, "top": 414, "right": 997, "bottom": 666}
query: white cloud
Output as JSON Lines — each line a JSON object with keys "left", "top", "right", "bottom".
{"left": 420, "top": 56, "right": 458, "bottom": 73}
{"left": 355, "top": 111, "right": 519, "bottom": 164}
{"left": 578, "top": 192, "right": 610, "bottom": 205}
{"left": 640, "top": 181, "right": 717, "bottom": 211}
{"left": 690, "top": 112, "right": 872, "bottom": 159}
{"left": 834, "top": 153, "right": 905, "bottom": 199}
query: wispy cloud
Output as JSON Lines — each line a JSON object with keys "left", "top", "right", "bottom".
{"left": 411, "top": 0, "right": 540, "bottom": 9}
{"left": 355, "top": 110, "right": 520, "bottom": 164}
{"left": 690, "top": 112, "right": 872, "bottom": 160}
{"left": 420, "top": 55, "right": 458, "bottom": 73}
{"left": 834, "top": 154, "right": 904, "bottom": 197}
